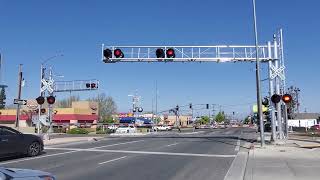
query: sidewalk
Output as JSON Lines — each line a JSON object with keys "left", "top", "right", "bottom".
{"left": 44, "top": 136, "right": 104, "bottom": 146}
{"left": 244, "top": 138, "right": 320, "bottom": 180}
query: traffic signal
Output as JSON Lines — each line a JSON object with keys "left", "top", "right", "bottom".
{"left": 176, "top": 105, "right": 179, "bottom": 111}
{"left": 206, "top": 104, "right": 209, "bottom": 109}
{"left": 103, "top": 49, "right": 112, "bottom": 59}
{"left": 262, "top": 97, "right": 269, "bottom": 106}
{"left": 86, "top": 83, "right": 90, "bottom": 88}
{"left": 114, "top": 49, "right": 124, "bottom": 58}
{"left": 86, "top": 83, "right": 97, "bottom": 89}
{"left": 189, "top": 103, "right": 192, "bottom": 109}
{"left": 271, "top": 94, "right": 281, "bottom": 104}
{"left": 138, "top": 107, "right": 143, "bottom": 112}
{"left": 282, "top": 94, "right": 292, "bottom": 104}
{"left": 36, "top": 96, "right": 45, "bottom": 105}
{"left": 156, "top": 48, "right": 165, "bottom": 59}
{"left": 90, "top": 83, "right": 96, "bottom": 88}
{"left": 166, "top": 48, "right": 175, "bottom": 58}
{"left": 47, "top": 96, "right": 56, "bottom": 104}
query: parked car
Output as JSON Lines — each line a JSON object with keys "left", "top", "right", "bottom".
{"left": 115, "top": 125, "right": 137, "bottom": 134}
{"left": 153, "top": 125, "right": 172, "bottom": 131}
{"left": 310, "top": 124, "right": 320, "bottom": 131}
{"left": 107, "top": 124, "right": 118, "bottom": 132}
{"left": 0, "top": 167, "right": 55, "bottom": 180}
{"left": 0, "top": 126, "right": 44, "bottom": 158}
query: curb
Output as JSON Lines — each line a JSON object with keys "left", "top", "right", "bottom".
{"left": 289, "top": 138, "right": 320, "bottom": 144}
{"left": 224, "top": 151, "right": 248, "bottom": 180}
{"left": 44, "top": 137, "right": 104, "bottom": 146}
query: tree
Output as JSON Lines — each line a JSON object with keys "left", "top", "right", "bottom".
{"left": 56, "top": 95, "right": 80, "bottom": 108}
{"left": 215, "top": 112, "right": 225, "bottom": 123}
{"left": 88, "top": 93, "right": 117, "bottom": 123}
{"left": 199, "top": 116, "right": 210, "bottom": 124}
{"left": 0, "top": 87, "right": 6, "bottom": 109}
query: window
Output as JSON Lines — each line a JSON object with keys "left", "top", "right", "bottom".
{"left": 0, "top": 127, "right": 18, "bottom": 136}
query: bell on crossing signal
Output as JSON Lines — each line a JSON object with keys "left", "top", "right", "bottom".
{"left": 103, "top": 49, "right": 112, "bottom": 59}
{"left": 156, "top": 48, "right": 165, "bottom": 59}
{"left": 114, "top": 49, "right": 124, "bottom": 58}
{"left": 271, "top": 94, "right": 281, "bottom": 104}
{"left": 282, "top": 94, "right": 292, "bottom": 104}
{"left": 47, "top": 96, "right": 56, "bottom": 104}
{"left": 166, "top": 48, "right": 175, "bottom": 58}
{"left": 36, "top": 96, "right": 45, "bottom": 105}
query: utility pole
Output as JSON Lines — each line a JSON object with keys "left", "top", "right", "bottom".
{"left": 252, "top": 0, "right": 265, "bottom": 147}
{"left": 155, "top": 81, "right": 158, "bottom": 123}
{"left": 15, "top": 64, "right": 23, "bottom": 129}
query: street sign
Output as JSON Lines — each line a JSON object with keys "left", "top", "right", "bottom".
{"left": 13, "top": 99, "right": 27, "bottom": 105}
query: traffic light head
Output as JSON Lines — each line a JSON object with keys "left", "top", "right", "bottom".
{"left": 206, "top": 104, "right": 209, "bottom": 109}
{"left": 36, "top": 96, "right": 45, "bottom": 105}
{"left": 103, "top": 49, "right": 112, "bottom": 59}
{"left": 114, "top": 49, "right": 124, "bottom": 58}
{"left": 90, "top": 83, "right": 96, "bottom": 88}
{"left": 138, "top": 107, "right": 143, "bottom": 112}
{"left": 47, "top": 96, "right": 56, "bottom": 104}
{"left": 166, "top": 48, "right": 175, "bottom": 58}
{"left": 271, "top": 94, "right": 281, "bottom": 104}
{"left": 189, "top": 103, "right": 192, "bottom": 109}
{"left": 282, "top": 94, "right": 292, "bottom": 104}
{"left": 176, "top": 105, "right": 179, "bottom": 111}
{"left": 156, "top": 48, "right": 165, "bottom": 59}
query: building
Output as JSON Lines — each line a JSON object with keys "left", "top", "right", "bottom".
{"left": 159, "top": 114, "right": 192, "bottom": 127}
{"left": 288, "top": 113, "right": 320, "bottom": 128}
{"left": 0, "top": 101, "right": 99, "bottom": 130}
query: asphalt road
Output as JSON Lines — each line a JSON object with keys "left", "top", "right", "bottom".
{"left": 0, "top": 127, "right": 256, "bottom": 180}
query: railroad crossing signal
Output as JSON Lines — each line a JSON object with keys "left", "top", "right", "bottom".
{"left": 36, "top": 96, "right": 45, "bottom": 105}
{"left": 271, "top": 94, "right": 281, "bottom": 104}
{"left": 13, "top": 99, "right": 27, "bottom": 105}
{"left": 47, "top": 96, "right": 56, "bottom": 104}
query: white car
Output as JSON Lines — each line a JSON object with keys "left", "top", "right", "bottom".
{"left": 0, "top": 167, "right": 55, "bottom": 180}
{"left": 107, "top": 124, "right": 118, "bottom": 131}
{"left": 154, "top": 125, "right": 172, "bottom": 131}
{"left": 115, "top": 125, "right": 137, "bottom": 134}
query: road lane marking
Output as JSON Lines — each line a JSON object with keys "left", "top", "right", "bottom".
{"left": 0, "top": 150, "right": 79, "bottom": 165}
{"left": 45, "top": 147, "right": 236, "bottom": 158}
{"left": 166, "top": 143, "right": 179, "bottom": 147}
{"left": 235, "top": 139, "right": 240, "bottom": 151}
{"left": 89, "top": 140, "right": 145, "bottom": 149}
{"left": 98, "top": 156, "right": 127, "bottom": 165}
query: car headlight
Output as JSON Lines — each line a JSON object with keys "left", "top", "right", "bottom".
{"left": 40, "top": 175, "right": 55, "bottom": 180}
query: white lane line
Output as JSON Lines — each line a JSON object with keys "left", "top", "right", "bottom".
{"left": 166, "top": 142, "right": 179, "bottom": 147}
{"left": 182, "top": 131, "right": 204, "bottom": 135}
{"left": 45, "top": 147, "right": 236, "bottom": 158}
{"left": 235, "top": 139, "right": 240, "bottom": 151}
{"left": 0, "top": 150, "right": 79, "bottom": 165}
{"left": 89, "top": 140, "right": 145, "bottom": 149}
{"left": 98, "top": 156, "right": 127, "bottom": 165}
{"left": 0, "top": 140, "right": 144, "bottom": 165}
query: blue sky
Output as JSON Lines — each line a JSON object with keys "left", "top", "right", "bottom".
{"left": 0, "top": 0, "right": 319, "bottom": 117}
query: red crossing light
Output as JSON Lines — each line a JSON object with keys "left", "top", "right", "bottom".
{"left": 114, "top": 49, "right": 124, "bottom": 58}
{"left": 156, "top": 48, "right": 165, "bottom": 59}
{"left": 47, "top": 96, "right": 56, "bottom": 104}
{"left": 36, "top": 96, "right": 45, "bottom": 105}
{"left": 166, "top": 48, "right": 175, "bottom": 58}
{"left": 282, "top": 94, "right": 292, "bottom": 104}
{"left": 103, "top": 49, "right": 112, "bottom": 59}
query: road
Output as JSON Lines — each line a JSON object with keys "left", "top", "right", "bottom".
{"left": 0, "top": 127, "right": 256, "bottom": 180}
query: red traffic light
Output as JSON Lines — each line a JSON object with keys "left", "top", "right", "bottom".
{"left": 103, "top": 49, "right": 112, "bottom": 59}
{"left": 166, "top": 48, "right": 175, "bottom": 58}
{"left": 90, "top": 83, "right": 96, "bottom": 88}
{"left": 156, "top": 48, "right": 165, "bottom": 59}
{"left": 271, "top": 94, "right": 281, "bottom": 104}
{"left": 36, "top": 96, "right": 45, "bottom": 105}
{"left": 114, "top": 49, "right": 124, "bottom": 58}
{"left": 47, "top": 96, "right": 56, "bottom": 104}
{"left": 282, "top": 94, "right": 292, "bottom": 103}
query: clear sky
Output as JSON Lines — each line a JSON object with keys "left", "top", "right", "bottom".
{"left": 0, "top": 0, "right": 319, "bottom": 118}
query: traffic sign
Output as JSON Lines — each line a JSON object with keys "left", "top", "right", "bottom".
{"left": 13, "top": 99, "right": 27, "bottom": 105}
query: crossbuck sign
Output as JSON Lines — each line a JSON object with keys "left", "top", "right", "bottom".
{"left": 41, "top": 78, "right": 54, "bottom": 94}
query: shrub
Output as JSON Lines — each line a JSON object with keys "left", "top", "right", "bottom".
{"left": 67, "top": 128, "right": 89, "bottom": 134}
